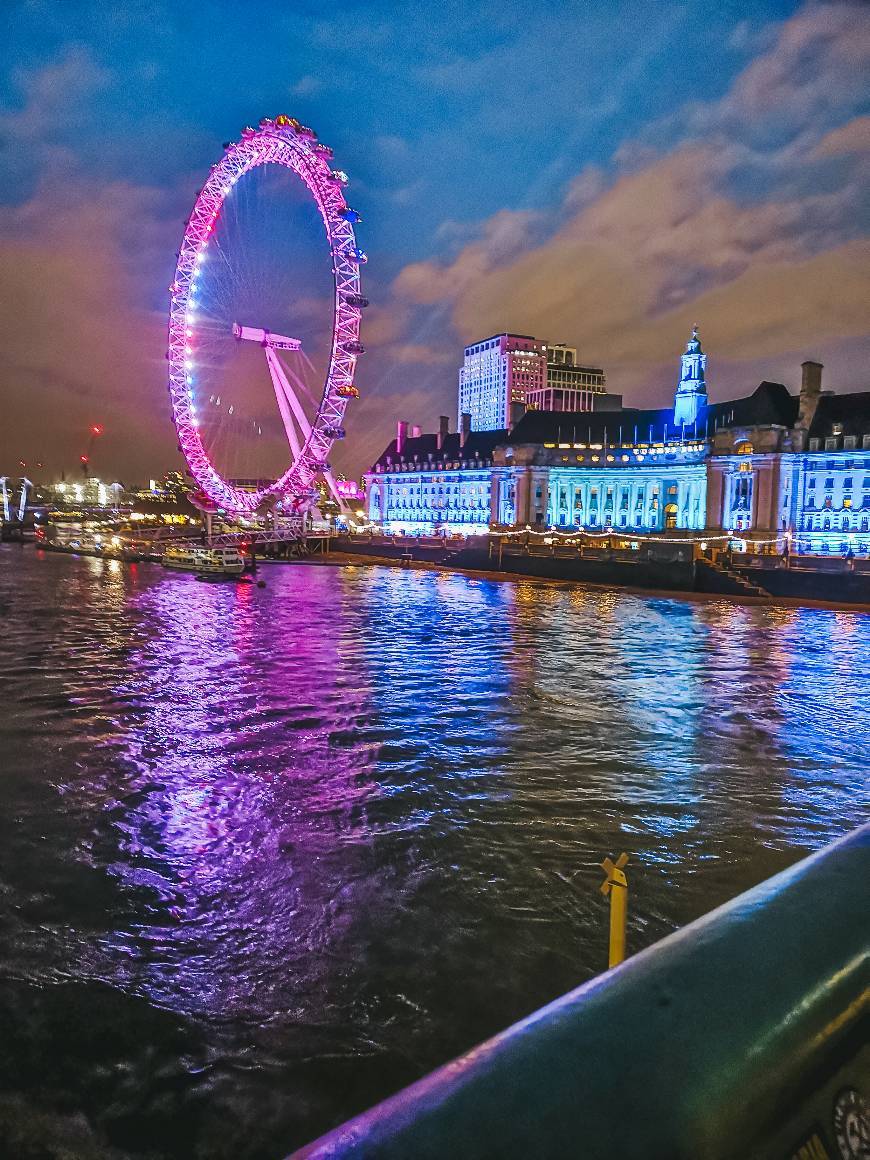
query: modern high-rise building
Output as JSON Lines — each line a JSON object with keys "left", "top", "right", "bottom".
{"left": 526, "top": 344, "right": 607, "bottom": 412}
{"left": 458, "top": 334, "right": 546, "bottom": 432}
{"left": 458, "top": 335, "right": 606, "bottom": 430}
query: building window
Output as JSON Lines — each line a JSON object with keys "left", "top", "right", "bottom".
{"left": 844, "top": 436, "right": 857, "bottom": 449}
{"left": 809, "top": 438, "right": 820, "bottom": 451}
{"left": 825, "top": 437, "right": 837, "bottom": 450}
{"left": 844, "top": 478, "right": 853, "bottom": 488}
{"left": 807, "top": 477, "right": 816, "bottom": 487}
{"left": 736, "top": 441, "right": 753, "bottom": 455}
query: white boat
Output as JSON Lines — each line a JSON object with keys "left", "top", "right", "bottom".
{"left": 161, "top": 545, "right": 246, "bottom": 575}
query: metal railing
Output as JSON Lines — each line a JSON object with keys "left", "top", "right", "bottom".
{"left": 293, "top": 824, "right": 869, "bottom": 1159}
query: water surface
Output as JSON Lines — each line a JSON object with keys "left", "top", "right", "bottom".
{"left": 0, "top": 546, "right": 866, "bottom": 1157}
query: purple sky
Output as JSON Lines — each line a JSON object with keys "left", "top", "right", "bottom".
{"left": 1, "top": 0, "right": 868, "bottom": 484}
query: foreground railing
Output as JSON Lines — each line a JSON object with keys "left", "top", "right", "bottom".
{"left": 293, "top": 824, "right": 869, "bottom": 1159}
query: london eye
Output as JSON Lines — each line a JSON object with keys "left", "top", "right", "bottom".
{"left": 166, "top": 116, "right": 367, "bottom": 517}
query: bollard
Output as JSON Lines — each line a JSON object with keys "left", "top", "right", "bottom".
{"left": 600, "top": 852, "right": 629, "bottom": 968}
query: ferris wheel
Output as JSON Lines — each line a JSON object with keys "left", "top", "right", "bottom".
{"left": 167, "top": 115, "right": 367, "bottom": 516}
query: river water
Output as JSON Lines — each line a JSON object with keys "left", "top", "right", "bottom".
{"left": 0, "top": 546, "right": 866, "bottom": 1158}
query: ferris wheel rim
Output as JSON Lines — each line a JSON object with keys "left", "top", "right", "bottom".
{"left": 167, "top": 119, "right": 364, "bottom": 515}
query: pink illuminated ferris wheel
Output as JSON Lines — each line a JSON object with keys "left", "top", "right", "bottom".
{"left": 167, "top": 116, "right": 367, "bottom": 515}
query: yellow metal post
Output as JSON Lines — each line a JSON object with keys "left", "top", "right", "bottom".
{"left": 600, "top": 853, "right": 629, "bottom": 968}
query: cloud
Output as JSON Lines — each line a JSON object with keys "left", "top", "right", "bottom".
{"left": 0, "top": 46, "right": 111, "bottom": 148}
{"left": 290, "top": 74, "right": 321, "bottom": 98}
{"left": 379, "top": 1, "right": 870, "bottom": 413}
{"left": 389, "top": 343, "right": 452, "bottom": 366}
{"left": 0, "top": 176, "right": 177, "bottom": 482}
{"left": 395, "top": 209, "right": 543, "bottom": 307}
{"left": 3, "top": 4, "right": 869, "bottom": 485}
{"left": 726, "top": 19, "right": 779, "bottom": 55}
{"left": 813, "top": 114, "right": 870, "bottom": 157}
{"left": 723, "top": 2, "right": 870, "bottom": 131}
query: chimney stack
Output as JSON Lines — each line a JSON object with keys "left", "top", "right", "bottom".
{"left": 410, "top": 424, "right": 422, "bottom": 438}
{"left": 437, "top": 415, "right": 449, "bottom": 450}
{"left": 396, "top": 420, "right": 408, "bottom": 455}
{"left": 798, "top": 360, "right": 823, "bottom": 430}
{"left": 460, "top": 412, "right": 471, "bottom": 448}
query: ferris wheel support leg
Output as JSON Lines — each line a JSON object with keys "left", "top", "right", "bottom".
{"left": 265, "top": 348, "right": 302, "bottom": 462}
{"left": 266, "top": 351, "right": 312, "bottom": 440}
{"left": 18, "top": 478, "right": 31, "bottom": 523}
{"left": 322, "top": 467, "right": 349, "bottom": 514}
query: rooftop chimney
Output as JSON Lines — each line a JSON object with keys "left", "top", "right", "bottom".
{"left": 460, "top": 412, "right": 471, "bottom": 448}
{"left": 410, "top": 424, "right": 422, "bottom": 438}
{"left": 437, "top": 415, "right": 449, "bottom": 450}
{"left": 396, "top": 420, "right": 408, "bottom": 455}
{"left": 798, "top": 360, "right": 823, "bottom": 430}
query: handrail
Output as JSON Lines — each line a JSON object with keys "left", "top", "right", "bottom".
{"left": 292, "top": 824, "right": 869, "bottom": 1159}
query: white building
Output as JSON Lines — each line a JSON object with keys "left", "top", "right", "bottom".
{"left": 458, "top": 334, "right": 546, "bottom": 432}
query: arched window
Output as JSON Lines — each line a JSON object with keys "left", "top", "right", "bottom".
{"left": 664, "top": 503, "right": 678, "bottom": 529}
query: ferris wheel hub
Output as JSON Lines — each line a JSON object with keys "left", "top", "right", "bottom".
{"left": 232, "top": 323, "right": 302, "bottom": 351}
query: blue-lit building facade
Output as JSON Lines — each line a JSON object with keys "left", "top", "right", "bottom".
{"left": 706, "top": 362, "right": 870, "bottom": 554}
{"left": 365, "top": 331, "right": 870, "bottom": 556}
{"left": 364, "top": 418, "right": 502, "bottom": 535}
{"left": 492, "top": 328, "right": 713, "bottom": 533}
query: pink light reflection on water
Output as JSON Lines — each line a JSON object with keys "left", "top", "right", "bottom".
{"left": 104, "top": 566, "right": 382, "bottom": 1020}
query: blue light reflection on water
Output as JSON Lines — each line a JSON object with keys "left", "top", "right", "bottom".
{"left": 0, "top": 548, "right": 866, "bottom": 1158}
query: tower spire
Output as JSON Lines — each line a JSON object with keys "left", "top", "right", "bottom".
{"left": 673, "top": 324, "right": 707, "bottom": 427}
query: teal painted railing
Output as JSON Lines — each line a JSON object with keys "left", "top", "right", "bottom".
{"left": 293, "top": 824, "right": 869, "bottom": 1160}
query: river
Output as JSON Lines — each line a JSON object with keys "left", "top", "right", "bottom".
{"left": 0, "top": 545, "right": 866, "bottom": 1158}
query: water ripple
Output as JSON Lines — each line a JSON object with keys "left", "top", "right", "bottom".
{"left": 0, "top": 547, "right": 867, "bottom": 1158}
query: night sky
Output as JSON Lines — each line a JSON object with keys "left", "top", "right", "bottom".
{"left": 1, "top": 0, "right": 868, "bottom": 484}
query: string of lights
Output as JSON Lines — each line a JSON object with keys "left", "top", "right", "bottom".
{"left": 490, "top": 526, "right": 816, "bottom": 548}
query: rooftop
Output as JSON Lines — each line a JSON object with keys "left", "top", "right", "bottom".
{"left": 368, "top": 429, "right": 508, "bottom": 472}
{"left": 809, "top": 391, "right": 870, "bottom": 438}
{"left": 507, "top": 381, "right": 800, "bottom": 445}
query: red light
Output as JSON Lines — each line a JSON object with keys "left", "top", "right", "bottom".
{"left": 91, "top": 425, "right": 103, "bottom": 436}
{"left": 80, "top": 455, "right": 89, "bottom": 464}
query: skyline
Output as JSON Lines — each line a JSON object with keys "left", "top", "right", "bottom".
{"left": 1, "top": 0, "right": 869, "bottom": 483}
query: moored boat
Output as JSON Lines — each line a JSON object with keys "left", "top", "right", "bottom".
{"left": 161, "top": 545, "right": 246, "bottom": 575}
